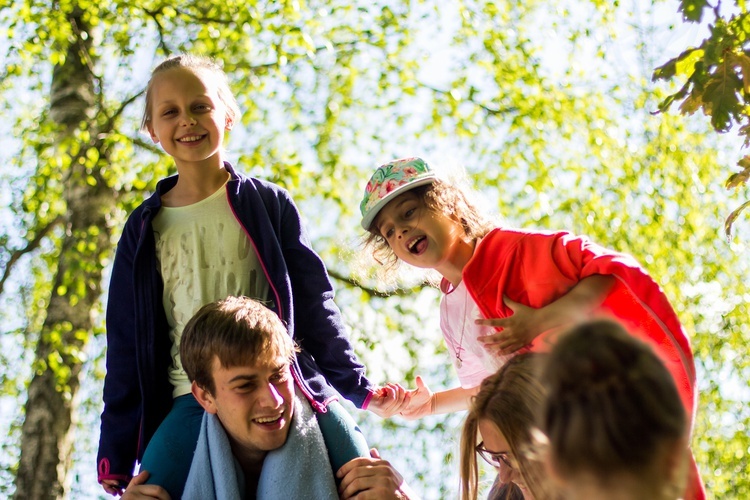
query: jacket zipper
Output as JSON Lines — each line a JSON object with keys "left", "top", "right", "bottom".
{"left": 225, "top": 181, "right": 325, "bottom": 412}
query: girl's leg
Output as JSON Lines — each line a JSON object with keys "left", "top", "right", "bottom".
{"left": 140, "top": 393, "right": 204, "bottom": 499}
{"left": 316, "top": 400, "right": 370, "bottom": 473}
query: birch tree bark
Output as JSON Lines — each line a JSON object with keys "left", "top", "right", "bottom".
{"left": 0, "top": 1, "right": 748, "bottom": 498}
{"left": 13, "top": 10, "right": 115, "bottom": 499}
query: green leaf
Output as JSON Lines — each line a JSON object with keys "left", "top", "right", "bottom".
{"left": 725, "top": 156, "right": 750, "bottom": 189}
{"left": 702, "top": 69, "right": 743, "bottom": 131}
{"left": 679, "top": 0, "right": 710, "bottom": 23}
{"left": 725, "top": 199, "right": 750, "bottom": 240}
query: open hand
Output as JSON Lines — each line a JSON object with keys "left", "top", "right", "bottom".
{"left": 398, "top": 376, "right": 434, "bottom": 420}
{"left": 475, "top": 296, "right": 541, "bottom": 354}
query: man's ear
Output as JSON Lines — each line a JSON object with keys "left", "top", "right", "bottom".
{"left": 192, "top": 380, "right": 218, "bottom": 414}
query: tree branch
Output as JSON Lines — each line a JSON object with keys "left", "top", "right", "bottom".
{"left": 173, "top": 7, "right": 235, "bottom": 25}
{"left": 130, "top": 135, "right": 164, "bottom": 155}
{"left": 143, "top": 7, "right": 173, "bottom": 55}
{"left": 0, "top": 216, "right": 64, "bottom": 296}
{"left": 326, "top": 268, "right": 425, "bottom": 298}
{"left": 420, "top": 83, "right": 519, "bottom": 116}
{"left": 99, "top": 90, "right": 145, "bottom": 133}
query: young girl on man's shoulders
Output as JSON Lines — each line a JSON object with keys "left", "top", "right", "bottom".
{"left": 98, "top": 54, "right": 405, "bottom": 498}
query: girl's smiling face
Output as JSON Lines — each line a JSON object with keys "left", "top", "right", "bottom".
{"left": 146, "top": 66, "right": 232, "bottom": 171}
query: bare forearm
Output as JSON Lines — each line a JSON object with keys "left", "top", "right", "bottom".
{"left": 432, "top": 386, "right": 481, "bottom": 414}
{"left": 538, "top": 274, "right": 615, "bottom": 330}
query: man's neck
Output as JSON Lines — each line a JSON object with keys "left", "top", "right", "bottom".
{"left": 231, "top": 442, "right": 267, "bottom": 496}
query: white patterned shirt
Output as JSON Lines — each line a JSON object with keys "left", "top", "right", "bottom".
{"left": 153, "top": 182, "right": 269, "bottom": 397}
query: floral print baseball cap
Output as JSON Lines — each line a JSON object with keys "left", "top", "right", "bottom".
{"left": 359, "top": 157, "right": 437, "bottom": 230}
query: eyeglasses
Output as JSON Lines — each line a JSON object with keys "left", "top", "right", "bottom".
{"left": 476, "top": 441, "right": 513, "bottom": 469}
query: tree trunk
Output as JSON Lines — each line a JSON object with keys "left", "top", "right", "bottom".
{"left": 13, "top": 10, "right": 115, "bottom": 500}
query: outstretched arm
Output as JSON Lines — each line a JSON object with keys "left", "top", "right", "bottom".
{"left": 366, "top": 383, "right": 410, "bottom": 418}
{"left": 275, "top": 188, "right": 373, "bottom": 407}
{"left": 398, "top": 376, "right": 480, "bottom": 420}
{"left": 476, "top": 274, "right": 616, "bottom": 354}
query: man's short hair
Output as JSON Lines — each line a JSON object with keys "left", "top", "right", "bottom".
{"left": 180, "top": 296, "right": 297, "bottom": 394}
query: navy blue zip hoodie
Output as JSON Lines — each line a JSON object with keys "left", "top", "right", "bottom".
{"left": 97, "top": 163, "right": 374, "bottom": 485}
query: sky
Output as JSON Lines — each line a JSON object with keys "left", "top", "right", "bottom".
{"left": 1, "top": 0, "right": 748, "bottom": 498}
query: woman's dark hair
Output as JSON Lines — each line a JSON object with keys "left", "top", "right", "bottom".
{"left": 541, "top": 320, "right": 686, "bottom": 486}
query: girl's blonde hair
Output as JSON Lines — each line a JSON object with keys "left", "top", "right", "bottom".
{"left": 541, "top": 320, "right": 687, "bottom": 493}
{"left": 140, "top": 54, "right": 240, "bottom": 132}
{"left": 460, "top": 353, "right": 555, "bottom": 500}
{"left": 363, "top": 179, "right": 496, "bottom": 280}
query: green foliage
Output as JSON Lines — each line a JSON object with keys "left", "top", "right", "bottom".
{"left": 679, "top": 0, "right": 710, "bottom": 22}
{"left": 654, "top": 1, "right": 750, "bottom": 237}
{"left": 0, "top": 0, "right": 748, "bottom": 497}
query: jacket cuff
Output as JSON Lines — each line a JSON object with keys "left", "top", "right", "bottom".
{"left": 97, "top": 457, "right": 132, "bottom": 485}
{"left": 360, "top": 389, "right": 375, "bottom": 410}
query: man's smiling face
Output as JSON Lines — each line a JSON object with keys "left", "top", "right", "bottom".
{"left": 195, "top": 355, "right": 295, "bottom": 458}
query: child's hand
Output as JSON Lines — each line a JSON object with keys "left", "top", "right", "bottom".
{"left": 367, "top": 382, "right": 409, "bottom": 418}
{"left": 101, "top": 478, "right": 125, "bottom": 496}
{"left": 120, "top": 471, "right": 171, "bottom": 499}
{"left": 475, "top": 296, "right": 542, "bottom": 355}
{"left": 398, "top": 376, "right": 434, "bottom": 420}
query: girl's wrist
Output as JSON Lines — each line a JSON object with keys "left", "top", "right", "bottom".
{"left": 429, "top": 392, "right": 438, "bottom": 415}
{"left": 539, "top": 302, "right": 568, "bottom": 332}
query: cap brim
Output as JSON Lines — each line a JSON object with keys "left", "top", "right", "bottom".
{"left": 360, "top": 175, "right": 436, "bottom": 230}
